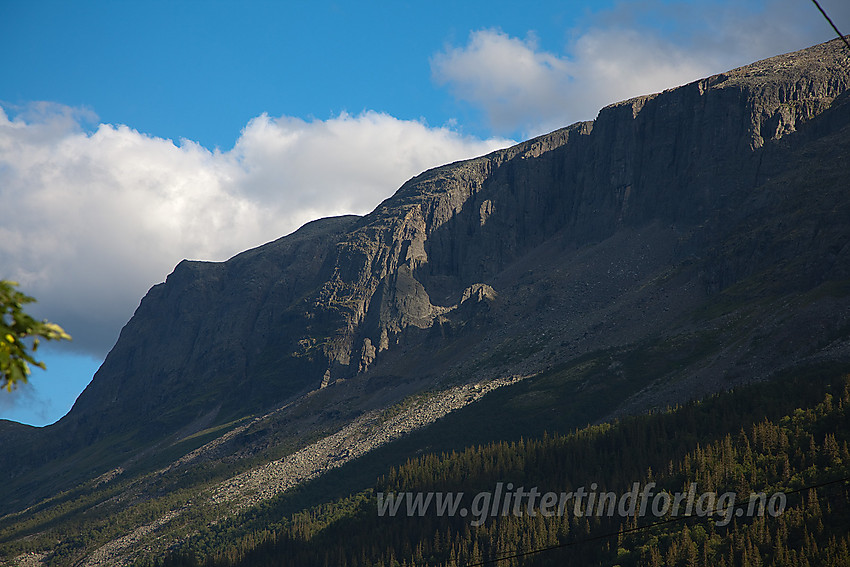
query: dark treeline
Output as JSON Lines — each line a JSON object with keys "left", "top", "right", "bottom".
{"left": 149, "top": 366, "right": 850, "bottom": 566}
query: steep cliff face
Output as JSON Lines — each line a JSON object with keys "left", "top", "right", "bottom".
{"left": 307, "top": 39, "right": 850, "bottom": 380}
{"left": 40, "top": 39, "right": 850, "bottom": 436}
{"left": 68, "top": 215, "right": 361, "bottom": 436}
{"left": 2, "top": 39, "right": 850, "bottom": 516}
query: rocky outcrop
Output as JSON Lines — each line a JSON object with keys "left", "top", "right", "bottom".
{"left": 307, "top": 39, "right": 850, "bottom": 381}
{"left": 3, "top": 39, "right": 850, "bottom": 517}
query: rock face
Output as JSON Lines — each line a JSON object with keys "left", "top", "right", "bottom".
{"left": 2, "top": 39, "right": 850, "bottom": 513}
{"left": 305, "top": 38, "right": 850, "bottom": 378}
{"left": 69, "top": 215, "right": 362, "bottom": 435}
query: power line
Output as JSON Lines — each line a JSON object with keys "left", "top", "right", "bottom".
{"left": 454, "top": 475, "right": 850, "bottom": 567}
{"left": 810, "top": 0, "right": 850, "bottom": 51}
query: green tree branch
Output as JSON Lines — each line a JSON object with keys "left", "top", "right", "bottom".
{"left": 1, "top": 280, "right": 71, "bottom": 391}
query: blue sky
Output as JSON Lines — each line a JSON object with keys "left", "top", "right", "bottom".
{"left": 3, "top": 1, "right": 612, "bottom": 149}
{"left": 1, "top": 0, "right": 848, "bottom": 426}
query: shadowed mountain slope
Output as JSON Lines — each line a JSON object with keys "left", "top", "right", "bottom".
{"left": 1, "top": 40, "right": 850, "bottom": 561}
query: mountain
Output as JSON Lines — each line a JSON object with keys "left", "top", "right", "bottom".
{"left": 1, "top": 39, "right": 850, "bottom": 566}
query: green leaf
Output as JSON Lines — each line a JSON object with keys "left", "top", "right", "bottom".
{"left": 0, "top": 280, "right": 72, "bottom": 390}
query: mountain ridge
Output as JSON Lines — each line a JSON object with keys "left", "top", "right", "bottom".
{"left": 2, "top": 39, "right": 850, "bottom": 565}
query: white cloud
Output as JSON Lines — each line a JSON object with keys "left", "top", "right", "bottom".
{"left": 4, "top": 0, "right": 848, "bottom": 422}
{"left": 430, "top": 26, "right": 709, "bottom": 137}
{"left": 232, "top": 111, "right": 511, "bottom": 227}
{"left": 0, "top": 104, "right": 511, "bottom": 358}
{"left": 431, "top": 31, "right": 574, "bottom": 134}
{"left": 431, "top": 0, "right": 850, "bottom": 137}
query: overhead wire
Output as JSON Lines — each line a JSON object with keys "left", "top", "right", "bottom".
{"left": 452, "top": 475, "right": 850, "bottom": 566}
{"left": 810, "top": 0, "right": 850, "bottom": 51}
{"left": 414, "top": 3, "right": 850, "bottom": 566}
{"left": 456, "top": 3, "right": 850, "bottom": 564}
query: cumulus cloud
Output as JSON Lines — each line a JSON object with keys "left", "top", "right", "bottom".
{"left": 0, "top": 104, "right": 511, "bottom": 359}
{"left": 431, "top": 0, "right": 850, "bottom": 137}
{"left": 4, "top": 0, "right": 848, "bottom": 423}
{"left": 431, "top": 31, "right": 574, "bottom": 134}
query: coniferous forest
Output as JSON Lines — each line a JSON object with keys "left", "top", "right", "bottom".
{"left": 3, "top": 34, "right": 850, "bottom": 567}
{"left": 147, "top": 364, "right": 850, "bottom": 567}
